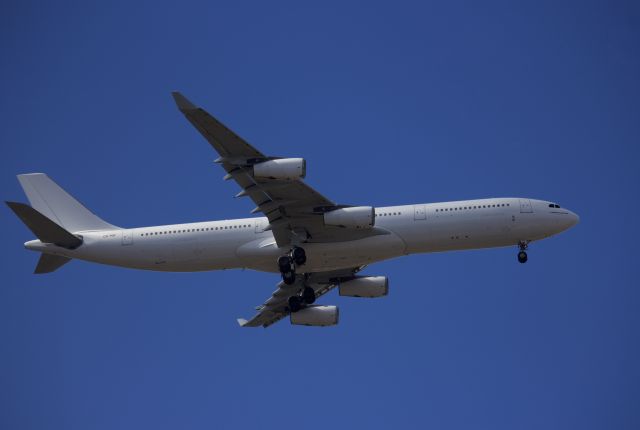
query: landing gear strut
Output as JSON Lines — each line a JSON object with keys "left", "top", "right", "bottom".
{"left": 517, "top": 241, "right": 529, "bottom": 264}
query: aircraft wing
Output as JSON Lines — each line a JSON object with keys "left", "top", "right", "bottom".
{"left": 172, "top": 92, "right": 381, "bottom": 247}
{"left": 237, "top": 267, "right": 361, "bottom": 328}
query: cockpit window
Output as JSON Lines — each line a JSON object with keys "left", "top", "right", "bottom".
{"left": 549, "top": 203, "right": 561, "bottom": 208}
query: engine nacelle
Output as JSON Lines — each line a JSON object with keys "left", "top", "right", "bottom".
{"left": 290, "top": 305, "right": 339, "bottom": 326}
{"left": 253, "top": 158, "right": 306, "bottom": 180}
{"left": 339, "top": 276, "right": 388, "bottom": 298}
{"left": 323, "top": 206, "right": 375, "bottom": 229}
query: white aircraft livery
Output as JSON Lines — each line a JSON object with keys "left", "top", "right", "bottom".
{"left": 7, "top": 93, "right": 580, "bottom": 328}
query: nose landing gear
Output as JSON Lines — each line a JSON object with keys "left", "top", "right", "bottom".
{"left": 517, "top": 251, "right": 528, "bottom": 264}
{"left": 517, "top": 241, "right": 529, "bottom": 264}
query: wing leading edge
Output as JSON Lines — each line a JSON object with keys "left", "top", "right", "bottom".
{"left": 171, "top": 92, "right": 385, "bottom": 247}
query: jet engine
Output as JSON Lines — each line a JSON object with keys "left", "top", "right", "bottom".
{"left": 253, "top": 158, "right": 306, "bottom": 180}
{"left": 290, "top": 305, "right": 339, "bottom": 326}
{"left": 339, "top": 276, "right": 388, "bottom": 298}
{"left": 323, "top": 206, "right": 375, "bottom": 229}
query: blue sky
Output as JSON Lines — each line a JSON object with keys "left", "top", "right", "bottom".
{"left": 1, "top": 1, "right": 639, "bottom": 429}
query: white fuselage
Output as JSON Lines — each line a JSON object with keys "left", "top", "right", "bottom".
{"left": 25, "top": 198, "right": 579, "bottom": 273}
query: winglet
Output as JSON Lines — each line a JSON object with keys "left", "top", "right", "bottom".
{"left": 172, "top": 92, "right": 197, "bottom": 111}
{"left": 237, "top": 318, "right": 249, "bottom": 327}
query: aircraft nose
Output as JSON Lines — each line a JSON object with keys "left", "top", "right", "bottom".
{"left": 569, "top": 210, "right": 580, "bottom": 227}
{"left": 560, "top": 209, "right": 579, "bottom": 230}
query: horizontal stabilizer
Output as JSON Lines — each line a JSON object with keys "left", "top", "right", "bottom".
{"left": 6, "top": 202, "right": 83, "bottom": 249}
{"left": 34, "top": 253, "right": 72, "bottom": 274}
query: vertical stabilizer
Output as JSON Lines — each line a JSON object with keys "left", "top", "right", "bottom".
{"left": 17, "top": 173, "right": 118, "bottom": 232}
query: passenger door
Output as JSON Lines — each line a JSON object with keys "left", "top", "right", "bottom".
{"left": 519, "top": 199, "right": 533, "bottom": 213}
{"left": 255, "top": 218, "right": 267, "bottom": 233}
{"left": 414, "top": 205, "right": 426, "bottom": 220}
{"left": 122, "top": 229, "right": 133, "bottom": 245}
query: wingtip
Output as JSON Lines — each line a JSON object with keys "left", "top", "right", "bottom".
{"left": 237, "top": 318, "right": 248, "bottom": 327}
{"left": 171, "top": 91, "right": 197, "bottom": 111}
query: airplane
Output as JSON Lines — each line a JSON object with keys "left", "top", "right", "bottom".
{"left": 6, "top": 92, "right": 580, "bottom": 328}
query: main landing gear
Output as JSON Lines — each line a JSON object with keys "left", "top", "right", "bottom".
{"left": 278, "top": 246, "right": 307, "bottom": 285}
{"left": 277, "top": 247, "right": 314, "bottom": 312}
{"left": 517, "top": 241, "right": 529, "bottom": 264}
{"left": 287, "top": 287, "right": 316, "bottom": 313}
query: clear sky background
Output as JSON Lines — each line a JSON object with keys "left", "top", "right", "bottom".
{"left": 1, "top": 1, "right": 639, "bottom": 429}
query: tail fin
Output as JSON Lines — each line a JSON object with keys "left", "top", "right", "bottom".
{"left": 34, "top": 254, "right": 72, "bottom": 274}
{"left": 6, "top": 202, "right": 83, "bottom": 248}
{"left": 17, "top": 173, "right": 118, "bottom": 232}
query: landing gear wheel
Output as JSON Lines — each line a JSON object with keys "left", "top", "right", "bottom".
{"left": 278, "top": 255, "right": 293, "bottom": 273}
{"left": 517, "top": 251, "right": 528, "bottom": 264}
{"left": 288, "top": 295, "right": 303, "bottom": 313}
{"left": 302, "top": 286, "right": 316, "bottom": 304}
{"left": 282, "top": 271, "right": 296, "bottom": 285}
{"left": 292, "top": 247, "right": 306, "bottom": 266}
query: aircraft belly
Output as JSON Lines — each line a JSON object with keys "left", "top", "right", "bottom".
{"left": 303, "top": 232, "right": 406, "bottom": 272}
{"left": 399, "top": 211, "right": 518, "bottom": 254}
{"left": 236, "top": 232, "right": 406, "bottom": 273}
{"left": 69, "top": 232, "right": 246, "bottom": 272}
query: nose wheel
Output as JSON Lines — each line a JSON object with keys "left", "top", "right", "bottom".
{"left": 517, "top": 251, "right": 528, "bottom": 263}
{"left": 517, "top": 241, "right": 529, "bottom": 264}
